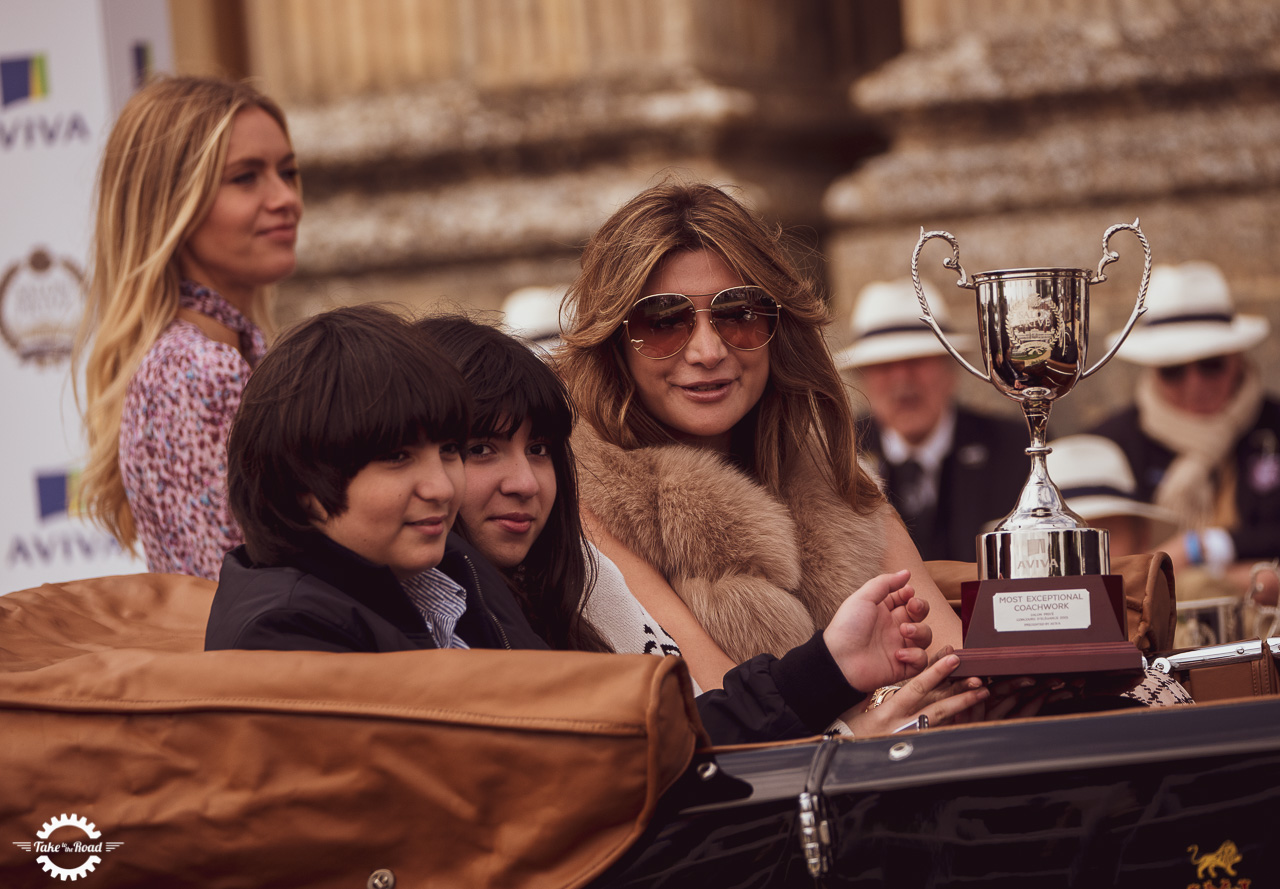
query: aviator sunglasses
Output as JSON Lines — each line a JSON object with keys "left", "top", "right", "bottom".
{"left": 623, "top": 286, "right": 781, "bottom": 360}
{"left": 1156, "top": 356, "right": 1230, "bottom": 383}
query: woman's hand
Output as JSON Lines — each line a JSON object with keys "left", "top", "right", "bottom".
{"left": 842, "top": 651, "right": 989, "bottom": 737}
{"left": 880, "top": 516, "right": 963, "bottom": 654}
{"left": 823, "top": 569, "right": 934, "bottom": 693}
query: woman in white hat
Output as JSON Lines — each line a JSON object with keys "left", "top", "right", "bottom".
{"left": 1090, "top": 261, "right": 1278, "bottom": 590}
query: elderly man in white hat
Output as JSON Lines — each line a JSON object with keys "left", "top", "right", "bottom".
{"left": 837, "top": 279, "right": 1028, "bottom": 562}
{"left": 1090, "top": 261, "right": 1278, "bottom": 596}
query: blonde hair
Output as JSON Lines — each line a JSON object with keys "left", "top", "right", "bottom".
{"left": 74, "top": 76, "right": 290, "bottom": 548}
{"left": 558, "top": 179, "right": 881, "bottom": 510}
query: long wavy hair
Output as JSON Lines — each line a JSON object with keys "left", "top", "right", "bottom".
{"left": 417, "top": 315, "right": 612, "bottom": 654}
{"left": 558, "top": 179, "right": 881, "bottom": 510}
{"left": 74, "top": 76, "right": 291, "bottom": 549}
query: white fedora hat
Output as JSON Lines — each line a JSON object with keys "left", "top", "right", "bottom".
{"left": 500, "top": 285, "right": 569, "bottom": 351}
{"left": 835, "top": 278, "right": 974, "bottom": 370}
{"left": 1046, "top": 435, "right": 1176, "bottom": 532}
{"left": 1107, "top": 261, "right": 1270, "bottom": 366}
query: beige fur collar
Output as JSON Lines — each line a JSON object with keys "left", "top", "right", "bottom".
{"left": 574, "top": 428, "right": 888, "bottom": 662}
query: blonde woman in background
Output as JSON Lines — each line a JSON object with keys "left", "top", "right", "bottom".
{"left": 75, "top": 77, "right": 302, "bottom": 579}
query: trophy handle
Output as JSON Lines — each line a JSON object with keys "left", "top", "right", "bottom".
{"left": 911, "top": 228, "right": 989, "bottom": 383}
{"left": 1082, "top": 218, "right": 1152, "bottom": 380}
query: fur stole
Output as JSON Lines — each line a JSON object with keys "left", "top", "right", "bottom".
{"left": 574, "top": 428, "right": 889, "bottom": 663}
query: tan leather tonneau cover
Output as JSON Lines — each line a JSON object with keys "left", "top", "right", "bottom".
{"left": 0, "top": 575, "right": 704, "bottom": 889}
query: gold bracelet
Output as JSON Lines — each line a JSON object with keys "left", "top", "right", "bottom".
{"left": 866, "top": 685, "right": 901, "bottom": 710}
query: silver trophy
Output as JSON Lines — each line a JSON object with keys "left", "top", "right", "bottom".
{"left": 911, "top": 222, "right": 1152, "bottom": 582}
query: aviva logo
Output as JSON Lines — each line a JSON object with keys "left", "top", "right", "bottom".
{"left": 37, "top": 469, "right": 82, "bottom": 521}
{"left": 1, "top": 54, "right": 49, "bottom": 108}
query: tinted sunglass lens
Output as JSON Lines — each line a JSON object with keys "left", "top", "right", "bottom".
{"left": 710, "top": 287, "right": 778, "bottom": 350}
{"left": 627, "top": 294, "right": 696, "bottom": 358}
{"left": 1157, "top": 356, "right": 1229, "bottom": 382}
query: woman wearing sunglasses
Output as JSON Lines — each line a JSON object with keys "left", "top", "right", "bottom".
{"left": 1091, "top": 261, "right": 1278, "bottom": 603}
{"left": 556, "top": 180, "right": 1006, "bottom": 732}
{"left": 417, "top": 314, "right": 668, "bottom": 658}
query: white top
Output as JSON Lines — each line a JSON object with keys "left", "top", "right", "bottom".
{"left": 582, "top": 542, "right": 702, "bottom": 695}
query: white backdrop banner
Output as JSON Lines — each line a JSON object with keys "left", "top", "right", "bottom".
{"left": 0, "top": 0, "right": 171, "bottom": 592}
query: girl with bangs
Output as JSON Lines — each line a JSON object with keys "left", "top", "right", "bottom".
{"left": 417, "top": 314, "right": 680, "bottom": 659}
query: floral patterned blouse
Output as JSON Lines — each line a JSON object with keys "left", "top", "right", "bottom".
{"left": 119, "top": 282, "right": 267, "bottom": 579}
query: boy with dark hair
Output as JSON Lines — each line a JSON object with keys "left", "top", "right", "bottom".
{"left": 206, "top": 304, "right": 545, "bottom": 653}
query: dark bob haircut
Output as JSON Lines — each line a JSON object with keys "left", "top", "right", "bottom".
{"left": 229, "top": 304, "right": 470, "bottom": 565}
{"left": 416, "top": 314, "right": 609, "bottom": 653}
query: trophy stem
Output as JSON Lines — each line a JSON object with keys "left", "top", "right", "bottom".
{"left": 994, "top": 397, "right": 1083, "bottom": 533}
{"left": 979, "top": 395, "right": 1110, "bottom": 579}
{"left": 1023, "top": 396, "right": 1050, "bottom": 453}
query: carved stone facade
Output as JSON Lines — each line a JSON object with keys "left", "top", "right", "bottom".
{"left": 174, "top": 0, "right": 1279, "bottom": 431}
{"left": 225, "top": 0, "right": 899, "bottom": 324}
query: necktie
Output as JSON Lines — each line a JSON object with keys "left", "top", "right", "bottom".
{"left": 894, "top": 458, "right": 932, "bottom": 523}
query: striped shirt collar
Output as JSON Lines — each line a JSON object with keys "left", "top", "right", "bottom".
{"left": 400, "top": 568, "right": 470, "bottom": 650}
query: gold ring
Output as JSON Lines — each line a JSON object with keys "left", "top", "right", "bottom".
{"left": 867, "top": 685, "right": 901, "bottom": 710}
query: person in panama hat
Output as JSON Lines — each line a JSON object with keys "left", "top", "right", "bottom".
{"left": 1090, "top": 261, "right": 1279, "bottom": 593}
{"left": 1046, "top": 435, "right": 1177, "bottom": 559}
{"left": 840, "top": 278, "right": 1028, "bottom": 562}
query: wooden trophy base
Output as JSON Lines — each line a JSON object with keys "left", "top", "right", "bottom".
{"left": 954, "top": 574, "right": 1145, "bottom": 681}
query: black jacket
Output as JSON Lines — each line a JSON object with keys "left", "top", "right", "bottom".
{"left": 859, "top": 408, "right": 1029, "bottom": 562}
{"left": 205, "top": 534, "right": 864, "bottom": 744}
{"left": 205, "top": 534, "right": 546, "bottom": 653}
{"left": 1091, "top": 398, "right": 1280, "bottom": 560}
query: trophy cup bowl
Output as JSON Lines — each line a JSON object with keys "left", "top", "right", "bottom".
{"left": 911, "top": 222, "right": 1152, "bottom": 677}
{"left": 971, "top": 266, "right": 1107, "bottom": 579}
